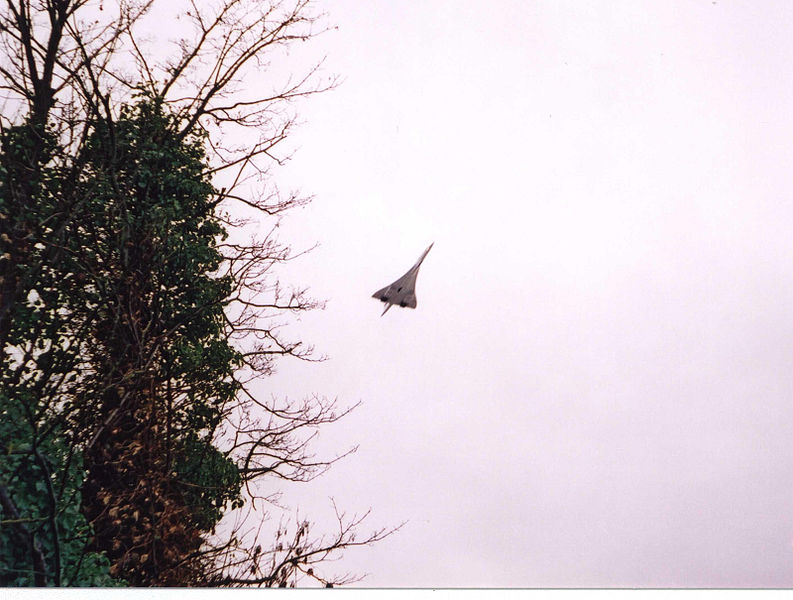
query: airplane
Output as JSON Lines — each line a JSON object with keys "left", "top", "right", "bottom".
{"left": 372, "top": 243, "right": 434, "bottom": 316}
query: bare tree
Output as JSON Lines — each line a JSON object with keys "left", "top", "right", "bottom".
{"left": 208, "top": 502, "right": 400, "bottom": 587}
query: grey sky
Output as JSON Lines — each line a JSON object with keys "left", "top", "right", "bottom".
{"left": 237, "top": 0, "right": 793, "bottom": 587}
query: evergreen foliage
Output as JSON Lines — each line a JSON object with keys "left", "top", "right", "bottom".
{"left": 1, "top": 96, "right": 246, "bottom": 585}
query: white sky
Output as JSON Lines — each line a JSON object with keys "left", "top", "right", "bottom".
{"left": 232, "top": 0, "right": 793, "bottom": 588}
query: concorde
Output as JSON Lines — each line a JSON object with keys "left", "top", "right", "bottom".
{"left": 372, "top": 243, "right": 434, "bottom": 316}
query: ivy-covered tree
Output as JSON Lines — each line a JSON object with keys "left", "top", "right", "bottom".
{"left": 0, "top": 0, "right": 397, "bottom": 588}
{"left": 68, "top": 96, "right": 244, "bottom": 584}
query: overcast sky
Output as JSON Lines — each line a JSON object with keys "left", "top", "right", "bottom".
{"left": 232, "top": 0, "right": 793, "bottom": 587}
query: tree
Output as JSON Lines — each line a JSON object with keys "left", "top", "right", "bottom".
{"left": 0, "top": 0, "right": 397, "bottom": 586}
